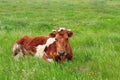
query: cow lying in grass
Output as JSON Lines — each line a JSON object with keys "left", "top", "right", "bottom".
{"left": 12, "top": 28, "right": 73, "bottom": 62}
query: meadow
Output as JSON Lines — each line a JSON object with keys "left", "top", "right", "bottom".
{"left": 0, "top": 0, "right": 120, "bottom": 80}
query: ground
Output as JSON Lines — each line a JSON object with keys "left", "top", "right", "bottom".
{"left": 0, "top": 0, "right": 120, "bottom": 80}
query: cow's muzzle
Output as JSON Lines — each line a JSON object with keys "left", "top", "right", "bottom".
{"left": 58, "top": 51, "right": 65, "bottom": 56}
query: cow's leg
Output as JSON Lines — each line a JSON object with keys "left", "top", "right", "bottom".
{"left": 45, "top": 57, "right": 54, "bottom": 63}
{"left": 42, "top": 54, "right": 54, "bottom": 63}
{"left": 66, "top": 48, "right": 73, "bottom": 61}
{"left": 66, "top": 54, "right": 72, "bottom": 60}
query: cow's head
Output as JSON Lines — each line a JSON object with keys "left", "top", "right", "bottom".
{"left": 49, "top": 28, "right": 73, "bottom": 59}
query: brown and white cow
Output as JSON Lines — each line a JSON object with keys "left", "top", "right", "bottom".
{"left": 12, "top": 28, "right": 73, "bottom": 62}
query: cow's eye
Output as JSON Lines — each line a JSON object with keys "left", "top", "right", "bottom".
{"left": 55, "top": 38, "right": 58, "bottom": 41}
{"left": 66, "top": 38, "right": 68, "bottom": 40}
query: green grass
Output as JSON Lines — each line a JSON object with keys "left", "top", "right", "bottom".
{"left": 0, "top": 0, "right": 120, "bottom": 80}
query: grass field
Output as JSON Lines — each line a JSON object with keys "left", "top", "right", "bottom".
{"left": 0, "top": 0, "right": 120, "bottom": 80}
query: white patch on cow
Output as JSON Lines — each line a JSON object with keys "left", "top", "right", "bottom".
{"left": 46, "top": 38, "right": 55, "bottom": 47}
{"left": 67, "top": 29, "right": 71, "bottom": 32}
{"left": 47, "top": 59, "right": 54, "bottom": 63}
{"left": 12, "top": 43, "right": 20, "bottom": 53}
{"left": 52, "top": 29, "right": 56, "bottom": 32}
{"left": 14, "top": 50, "right": 23, "bottom": 60}
{"left": 58, "top": 27, "right": 66, "bottom": 32}
{"left": 35, "top": 38, "right": 56, "bottom": 58}
{"left": 12, "top": 43, "right": 24, "bottom": 60}
{"left": 35, "top": 45, "right": 46, "bottom": 58}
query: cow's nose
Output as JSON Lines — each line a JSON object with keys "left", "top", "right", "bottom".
{"left": 58, "top": 51, "right": 65, "bottom": 56}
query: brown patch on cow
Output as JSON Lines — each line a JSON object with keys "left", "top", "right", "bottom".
{"left": 15, "top": 36, "right": 48, "bottom": 55}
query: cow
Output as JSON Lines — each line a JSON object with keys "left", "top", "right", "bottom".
{"left": 12, "top": 28, "right": 73, "bottom": 62}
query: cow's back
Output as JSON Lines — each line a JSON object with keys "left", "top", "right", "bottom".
{"left": 13, "top": 36, "right": 49, "bottom": 55}
{"left": 24, "top": 36, "right": 49, "bottom": 52}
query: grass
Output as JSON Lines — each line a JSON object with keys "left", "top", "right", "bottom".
{"left": 0, "top": 0, "right": 120, "bottom": 80}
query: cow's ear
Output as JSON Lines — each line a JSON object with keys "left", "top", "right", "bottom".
{"left": 49, "top": 30, "right": 56, "bottom": 37}
{"left": 68, "top": 30, "right": 73, "bottom": 37}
